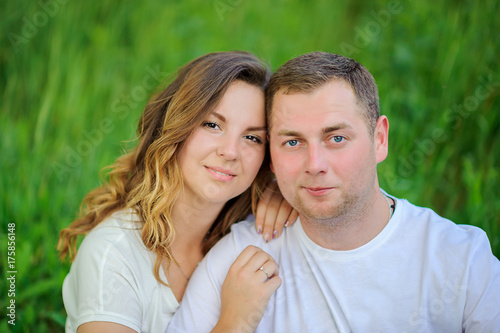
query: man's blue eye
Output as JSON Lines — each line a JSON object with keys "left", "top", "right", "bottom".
{"left": 332, "top": 136, "right": 344, "bottom": 143}
{"left": 285, "top": 140, "right": 298, "bottom": 147}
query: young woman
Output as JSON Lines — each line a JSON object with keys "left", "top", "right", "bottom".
{"left": 58, "top": 51, "right": 297, "bottom": 332}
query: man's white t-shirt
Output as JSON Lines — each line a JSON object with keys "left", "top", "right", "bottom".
{"left": 63, "top": 209, "right": 180, "bottom": 332}
{"left": 168, "top": 195, "right": 500, "bottom": 332}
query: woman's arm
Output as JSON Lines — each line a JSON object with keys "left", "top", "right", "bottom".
{"left": 78, "top": 322, "right": 137, "bottom": 333}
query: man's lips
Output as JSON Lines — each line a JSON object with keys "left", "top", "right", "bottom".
{"left": 302, "top": 186, "right": 335, "bottom": 197}
{"left": 205, "top": 166, "right": 236, "bottom": 182}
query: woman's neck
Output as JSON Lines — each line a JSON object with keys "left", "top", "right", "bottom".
{"left": 170, "top": 190, "right": 225, "bottom": 250}
{"left": 166, "top": 192, "right": 225, "bottom": 301}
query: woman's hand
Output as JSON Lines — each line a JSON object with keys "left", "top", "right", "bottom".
{"left": 255, "top": 181, "right": 299, "bottom": 242}
{"left": 212, "top": 246, "right": 281, "bottom": 333}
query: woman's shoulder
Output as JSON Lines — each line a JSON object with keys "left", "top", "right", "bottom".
{"left": 76, "top": 208, "right": 146, "bottom": 262}
{"left": 90, "top": 207, "right": 142, "bottom": 237}
{"left": 63, "top": 209, "right": 167, "bottom": 332}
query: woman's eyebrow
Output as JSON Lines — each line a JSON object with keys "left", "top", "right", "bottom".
{"left": 247, "top": 126, "right": 267, "bottom": 132}
{"left": 211, "top": 111, "right": 266, "bottom": 132}
{"left": 211, "top": 111, "right": 226, "bottom": 122}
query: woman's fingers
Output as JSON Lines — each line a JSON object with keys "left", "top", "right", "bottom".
{"left": 271, "top": 200, "right": 296, "bottom": 239}
{"left": 217, "top": 247, "right": 281, "bottom": 332}
{"left": 255, "top": 185, "right": 274, "bottom": 235}
{"left": 243, "top": 248, "right": 281, "bottom": 290}
{"left": 261, "top": 195, "right": 282, "bottom": 242}
{"left": 255, "top": 260, "right": 279, "bottom": 282}
{"left": 229, "top": 246, "right": 281, "bottom": 287}
{"left": 230, "top": 246, "right": 278, "bottom": 276}
{"left": 261, "top": 194, "right": 298, "bottom": 241}
{"left": 286, "top": 208, "right": 300, "bottom": 227}
{"left": 229, "top": 245, "right": 263, "bottom": 270}
{"left": 244, "top": 249, "right": 276, "bottom": 272}
{"left": 257, "top": 181, "right": 298, "bottom": 242}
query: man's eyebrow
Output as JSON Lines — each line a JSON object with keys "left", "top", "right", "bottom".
{"left": 323, "top": 122, "right": 352, "bottom": 134}
{"left": 277, "top": 123, "right": 352, "bottom": 137}
{"left": 277, "top": 130, "right": 301, "bottom": 137}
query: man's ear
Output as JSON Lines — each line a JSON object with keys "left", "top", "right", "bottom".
{"left": 270, "top": 161, "right": 275, "bottom": 173}
{"left": 375, "top": 115, "right": 389, "bottom": 164}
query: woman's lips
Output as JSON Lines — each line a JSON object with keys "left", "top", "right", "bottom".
{"left": 205, "top": 166, "right": 236, "bottom": 182}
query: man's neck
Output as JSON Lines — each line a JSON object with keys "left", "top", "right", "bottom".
{"left": 300, "top": 189, "right": 391, "bottom": 251}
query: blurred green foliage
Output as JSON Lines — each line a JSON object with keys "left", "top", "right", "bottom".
{"left": 1, "top": 0, "right": 499, "bottom": 331}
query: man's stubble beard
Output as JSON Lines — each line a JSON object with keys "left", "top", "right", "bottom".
{"left": 296, "top": 189, "right": 359, "bottom": 230}
{"left": 295, "top": 168, "right": 378, "bottom": 231}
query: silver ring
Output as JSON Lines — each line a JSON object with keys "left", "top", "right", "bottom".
{"left": 259, "top": 266, "right": 270, "bottom": 279}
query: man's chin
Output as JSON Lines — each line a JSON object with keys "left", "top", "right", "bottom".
{"left": 296, "top": 203, "right": 347, "bottom": 223}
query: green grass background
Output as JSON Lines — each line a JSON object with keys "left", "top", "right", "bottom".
{"left": 1, "top": 0, "right": 499, "bottom": 331}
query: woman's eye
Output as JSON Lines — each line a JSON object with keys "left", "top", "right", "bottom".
{"left": 284, "top": 140, "right": 299, "bottom": 147}
{"left": 202, "top": 121, "right": 220, "bottom": 130}
{"left": 245, "top": 135, "right": 263, "bottom": 144}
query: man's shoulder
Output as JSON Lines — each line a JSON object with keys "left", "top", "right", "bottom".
{"left": 399, "top": 197, "right": 482, "bottom": 230}
{"left": 208, "top": 217, "right": 265, "bottom": 255}
{"left": 204, "top": 215, "right": 293, "bottom": 268}
{"left": 396, "top": 196, "right": 490, "bottom": 251}
{"left": 230, "top": 217, "right": 262, "bottom": 238}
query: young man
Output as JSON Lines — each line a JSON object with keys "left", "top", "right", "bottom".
{"left": 167, "top": 52, "right": 500, "bottom": 332}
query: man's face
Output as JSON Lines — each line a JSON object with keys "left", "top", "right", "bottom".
{"left": 269, "top": 80, "right": 388, "bottom": 223}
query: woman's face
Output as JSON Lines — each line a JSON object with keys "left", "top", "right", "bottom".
{"left": 178, "top": 80, "right": 267, "bottom": 206}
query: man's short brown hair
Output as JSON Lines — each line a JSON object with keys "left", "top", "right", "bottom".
{"left": 266, "top": 52, "right": 380, "bottom": 133}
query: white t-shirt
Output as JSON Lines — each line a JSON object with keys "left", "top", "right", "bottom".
{"left": 168, "top": 195, "right": 500, "bottom": 332}
{"left": 63, "top": 209, "right": 179, "bottom": 332}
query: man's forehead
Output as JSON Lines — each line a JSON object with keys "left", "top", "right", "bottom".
{"left": 272, "top": 86, "right": 354, "bottom": 113}
{"left": 274, "top": 79, "right": 353, "bottom": 104}
{"left": 268, "top": 82, "right": 366, "bottom": 135}
{"left": 273, "top": 107, "right": 338, "bottom": 120}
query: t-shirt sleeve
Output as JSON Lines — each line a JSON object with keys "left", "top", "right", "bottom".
{"left": 166, "top": 228, "right": 245, "bottom": 332}
{"left": 462, "top": 228, "right": 500, "bottom": 332}
{"left": 63, "top": 229, "right": 143, "bottom": 332}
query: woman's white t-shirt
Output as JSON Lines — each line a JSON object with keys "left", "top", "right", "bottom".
{"left": 63, "top": 209, "right": 179, "bottom": 332}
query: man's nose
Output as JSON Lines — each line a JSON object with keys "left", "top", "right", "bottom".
{"left": 305, "top": 143, "right": 328, "bottom": 175}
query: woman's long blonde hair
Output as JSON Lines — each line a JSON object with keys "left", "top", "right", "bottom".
{"left": 58, "top": 51, "right": 273, "bottom": 284}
